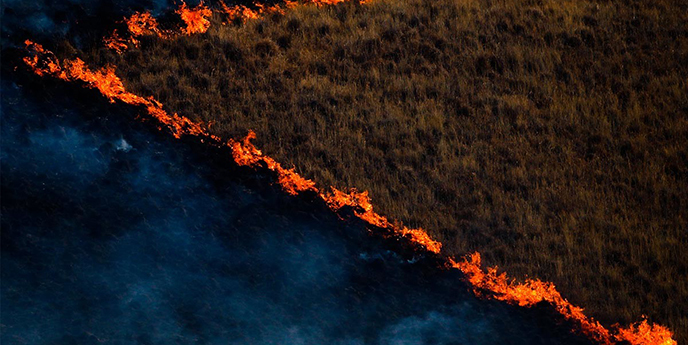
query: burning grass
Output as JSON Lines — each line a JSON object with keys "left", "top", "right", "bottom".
{"left": 26, "top": 0, "right": 688, "bottom": 342}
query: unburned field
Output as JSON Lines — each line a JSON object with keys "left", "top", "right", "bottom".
{"left": 68, "top": 0, "right": 687, "bottom": 341}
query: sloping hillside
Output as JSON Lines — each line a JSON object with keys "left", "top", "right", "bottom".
{"left": 79, "top": 0, "right": 688, "bottom": 341}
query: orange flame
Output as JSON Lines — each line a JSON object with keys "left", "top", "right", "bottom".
{"left": 107, "top": 0, "right": 362, "bottom": 53}
{"left": 104, "top": 2, "right": 209, "bottom": 52}
{"left": 228, "top": 130, "right": 319, "bottom": 195}
{"left": 616, "top": 320, "right": 677, "bottom": 345}
{"left": 255, "top": 3, "right": 288, "bottom": 16}
{"left": 114, "top": 10, "right": 167, "bottom": 48}
{"left": 270, "top": 160, "right": 319, "bottom": 195}
{"left": 23, "top": 40, "right": 676, "bottom": 345}
{"left": 283, "top": 1, "right": 301, "bottom": 9}
{"left": 449, "top": 253, "right": 614, "bottom": 343}
{"left": 126, "top": 11, "right": 161, "bottom": 37}
{"left": 219, "top": 2, "right": 261, "bottom": 24}
{"left": 448, "top": 253, "right": 676, "bottom": 345}
{"left": 218, "top": 1, "right": 288, "bottom": 24}
{"left": 305, "top": 0, "right": 348, "bottom": 6}
{"left": 318, "top": 187, "right": 442, "bottom": 252}
{"left": 218, "top": 0, "right": 349, "bottom": 25}
{"left": 103, "top": 30, "right": 128, "bottom": 53}
{"left": 176, "top": 1, "right": 213, "bottom": 35}
{"left": 23, "top": 40, "right": 206, "bottom": 138}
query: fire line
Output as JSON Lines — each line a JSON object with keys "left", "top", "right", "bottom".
{"left": 102, "top": 0, "right": 359, "bottom": 54}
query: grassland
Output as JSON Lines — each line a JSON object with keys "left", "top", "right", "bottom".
{"left": 75, "top": 0, "right": 687, "bottom": 341}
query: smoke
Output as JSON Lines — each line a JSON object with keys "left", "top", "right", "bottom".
{"left": 0, "top": 77, "right": 593, "bottom": 345}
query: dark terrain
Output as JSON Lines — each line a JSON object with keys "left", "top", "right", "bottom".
{"left": 10, "top": 0, "right": 688, "bottom": 341}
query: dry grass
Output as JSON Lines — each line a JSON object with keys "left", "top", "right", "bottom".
{"left": 78, "top": 0, "right": 687, "bottom": 341}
